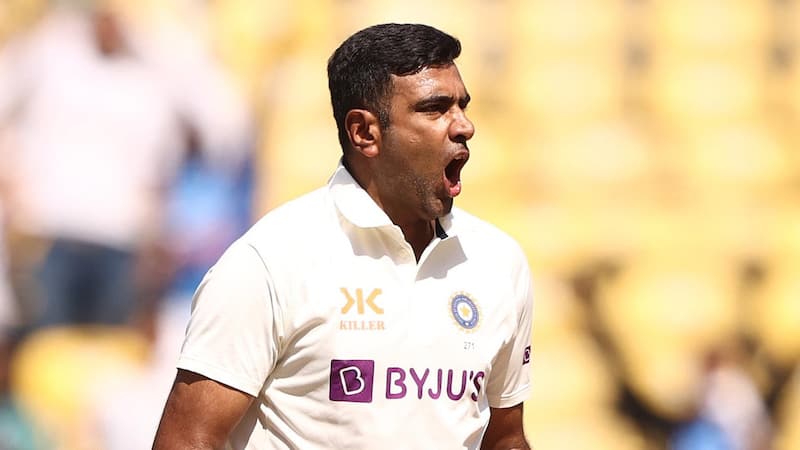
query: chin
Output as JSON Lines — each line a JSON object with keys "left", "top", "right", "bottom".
{"left": 435, "top": 198, "right": 454, "bottom": 217}
{"left": 420, "top": 196, "right": 453, "bottom": 221}
{"left": 444, "top": 198, "right": 454, "bottom": 214}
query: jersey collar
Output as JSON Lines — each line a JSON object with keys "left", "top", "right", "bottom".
{"left": 328, "top": 161, "right": 455, "bottom": 237}
{"left": 328, "top": 162, "right": 394, "bottom": 229}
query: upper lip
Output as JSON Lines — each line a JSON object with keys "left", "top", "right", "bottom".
{"left": 450, "top": 149, "right": 470, "bottom": 164}
{"left": 445, "top": 150, "right": 470, "bottom": 182}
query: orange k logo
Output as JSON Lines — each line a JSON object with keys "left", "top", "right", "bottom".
{"left": 340, "top": 288, "right": 384, "bottom": 314}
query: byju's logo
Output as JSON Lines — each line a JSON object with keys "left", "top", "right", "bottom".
{"left": 329, "top": 359, "right": 375, "bottom": 403}
{"left": 329, "top": 360, "right": 486, "bottom": 404}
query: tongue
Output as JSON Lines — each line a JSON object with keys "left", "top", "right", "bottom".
{"left": 444, "top": 171, "right": 462, "bottom": 197}
{"left": 447, "top": 179, "right": 462, "bottom": 197}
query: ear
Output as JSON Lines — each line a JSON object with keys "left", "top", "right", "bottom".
{"left": 345, "top": 109, "right": 381, "bottom": 158}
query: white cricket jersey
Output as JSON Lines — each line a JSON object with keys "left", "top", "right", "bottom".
{"left": 177, "top": 163, "right": 534, "bottom": 449}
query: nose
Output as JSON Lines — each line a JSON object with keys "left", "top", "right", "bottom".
{"left": 450, "top": 109, "right": 475, "bottom": 143}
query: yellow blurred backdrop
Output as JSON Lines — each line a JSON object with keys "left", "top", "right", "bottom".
{"left": 2, "top": 1, "right": 800, "bottom": 449}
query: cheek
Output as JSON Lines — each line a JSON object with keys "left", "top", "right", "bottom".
{"left": 384, "top": 123, "right": 446, "bottom": 168}
{"left": 409, "top": 127, "right": 446, "bottom": 155}
{"left": 404, "top": 119, "right": 447, "bottom": 145}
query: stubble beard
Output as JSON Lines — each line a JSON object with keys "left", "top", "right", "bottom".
{"left": 410, "top": 174, "right": 451, "bottom": 220}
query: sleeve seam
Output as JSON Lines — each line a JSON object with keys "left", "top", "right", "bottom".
{"left": 178, "top": 354, "right": 263, "bottom": 397}
{"left": 488, "top": 384, "right": 530, "bottom": 409}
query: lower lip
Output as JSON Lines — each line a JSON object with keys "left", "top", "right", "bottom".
{"left": 447, "top": 179, "right": 462, "bottom": 197}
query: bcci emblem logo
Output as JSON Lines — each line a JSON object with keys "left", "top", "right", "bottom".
{"left": 450, "top": 292, "right": 480, "bottom": 332}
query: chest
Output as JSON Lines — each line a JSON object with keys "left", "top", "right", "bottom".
{"left": 275, "top": 243, "right": 515, "bottom": 376}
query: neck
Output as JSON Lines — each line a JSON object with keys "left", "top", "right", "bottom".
{"left": 345, "top": 156, "right": 435, "bottom": 261}
{"left": 398, "top": 219, "right": 435, "bottom": 262}
{"left": 373, "top": 197, "right": 435, "bottom": 262}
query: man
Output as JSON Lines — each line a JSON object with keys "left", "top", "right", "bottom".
{"left": 153, "top": 23, "right": 534, "bottom": 449}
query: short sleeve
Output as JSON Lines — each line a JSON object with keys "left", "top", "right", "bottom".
{"left": 486, "top": 253, "right": 534, "bottom": 408}
{"left": 177, "top": 239, "right": 281, "bottom": 397}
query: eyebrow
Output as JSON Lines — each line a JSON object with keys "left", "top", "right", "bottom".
{"left": 413, "top": 93, "right": 471, "bottom": 111}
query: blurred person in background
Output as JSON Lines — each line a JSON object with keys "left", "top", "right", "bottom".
{"left": 0, "top": 4, "right": 183, "bottom": 328}
{"left": 670, "top": 344, "right": 772, "bottom": 450}
{"left": 696, "top": 346, "right": 772, "bottom": 450}
{"left": 162, "top": 124, "right": 254, "bottom": 306}
{"left": 0, "top": 193, "right": 44, "bottom": 449}
{"left": 85, "top": 124, "right": 254, "bottom": 450}
{"left": 0, "top": 194, "right": 18, "bottom": 334}
{"left": 0, "top": 3, "right": 255, "bottom": 448}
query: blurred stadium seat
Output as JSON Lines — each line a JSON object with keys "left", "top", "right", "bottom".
{"left": 257, "top": 52, "right": 339, "bottom": 210}
{"left": 646, "top": 0, "right": 770, "bottom": 58}
{"left": 748, "top": 264, "right": 800, "bottom": 369}
{"left": 508, "top": 0, "right": 625, "bottom": 58}
{"left": 10, "top": 326, "right": 148, "bottom": 449}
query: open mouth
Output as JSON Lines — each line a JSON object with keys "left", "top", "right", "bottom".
{"left": 444, "top": 153, "right": 469, "bottom": 197}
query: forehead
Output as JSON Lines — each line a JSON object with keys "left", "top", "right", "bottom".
{"left": 389, "top": 64, "right": 468, "bottom": 103}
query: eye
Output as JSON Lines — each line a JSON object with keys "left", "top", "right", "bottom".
{"left": 414, "top": 96, "right": 457, "bottom": 115}
{"left": 420, "top": 103, "right": 450, "bottom": 115}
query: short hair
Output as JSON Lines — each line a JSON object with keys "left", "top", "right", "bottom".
{"left": 327, "top": 23, "right": 462, "bottom": 152}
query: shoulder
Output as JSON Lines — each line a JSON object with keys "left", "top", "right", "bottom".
{"left": 450, "top": 207, "right": 528, "bottom": 266}
{"left": 450, "top": 208, "right": 533, "bottom": 320}
{"left": 233, "top": 186, "right": 340, "bottom": 271}
{"left": 202, "top": 187, "right": 335, "bottom": 296}
{"left": 242, "top": 186, "right": 333, "bottom": 245}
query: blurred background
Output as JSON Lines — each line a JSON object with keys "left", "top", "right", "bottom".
{"left": 1, "top": 0, "right": 799, "bottom": 449}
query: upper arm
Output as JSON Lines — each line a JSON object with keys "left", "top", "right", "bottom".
{"left": 154, "top": 241, "right": 277, "bottom": 448}
{"left": 178, "top": 241, "right": 281, "bottom": 397}
{"left": 481, "top": 403, "right": 531, "bottom": 450}
{"left": 153, "top": 369, "right": 254, "bottom": 450}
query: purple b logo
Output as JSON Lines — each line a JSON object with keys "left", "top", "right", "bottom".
{"left": 329, "top": 359, "right": 375, "bottom": 403}
{"left": 523, "top": 346, "right": 531, "bottom": 365}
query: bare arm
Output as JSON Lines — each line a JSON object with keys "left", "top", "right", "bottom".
{"left": 481, "top": 403, "right": 531, "bottom": 450}
{"left": 153, "top": 369, "right": 254, "bottom": 450}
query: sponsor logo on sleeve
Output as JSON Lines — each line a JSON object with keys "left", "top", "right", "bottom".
{"left": 523, "top": 345, "right": 531, "bottom": 365}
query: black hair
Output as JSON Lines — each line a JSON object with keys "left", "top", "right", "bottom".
{"left": 327, "top": 23, "right": 462, "bottom": 152}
